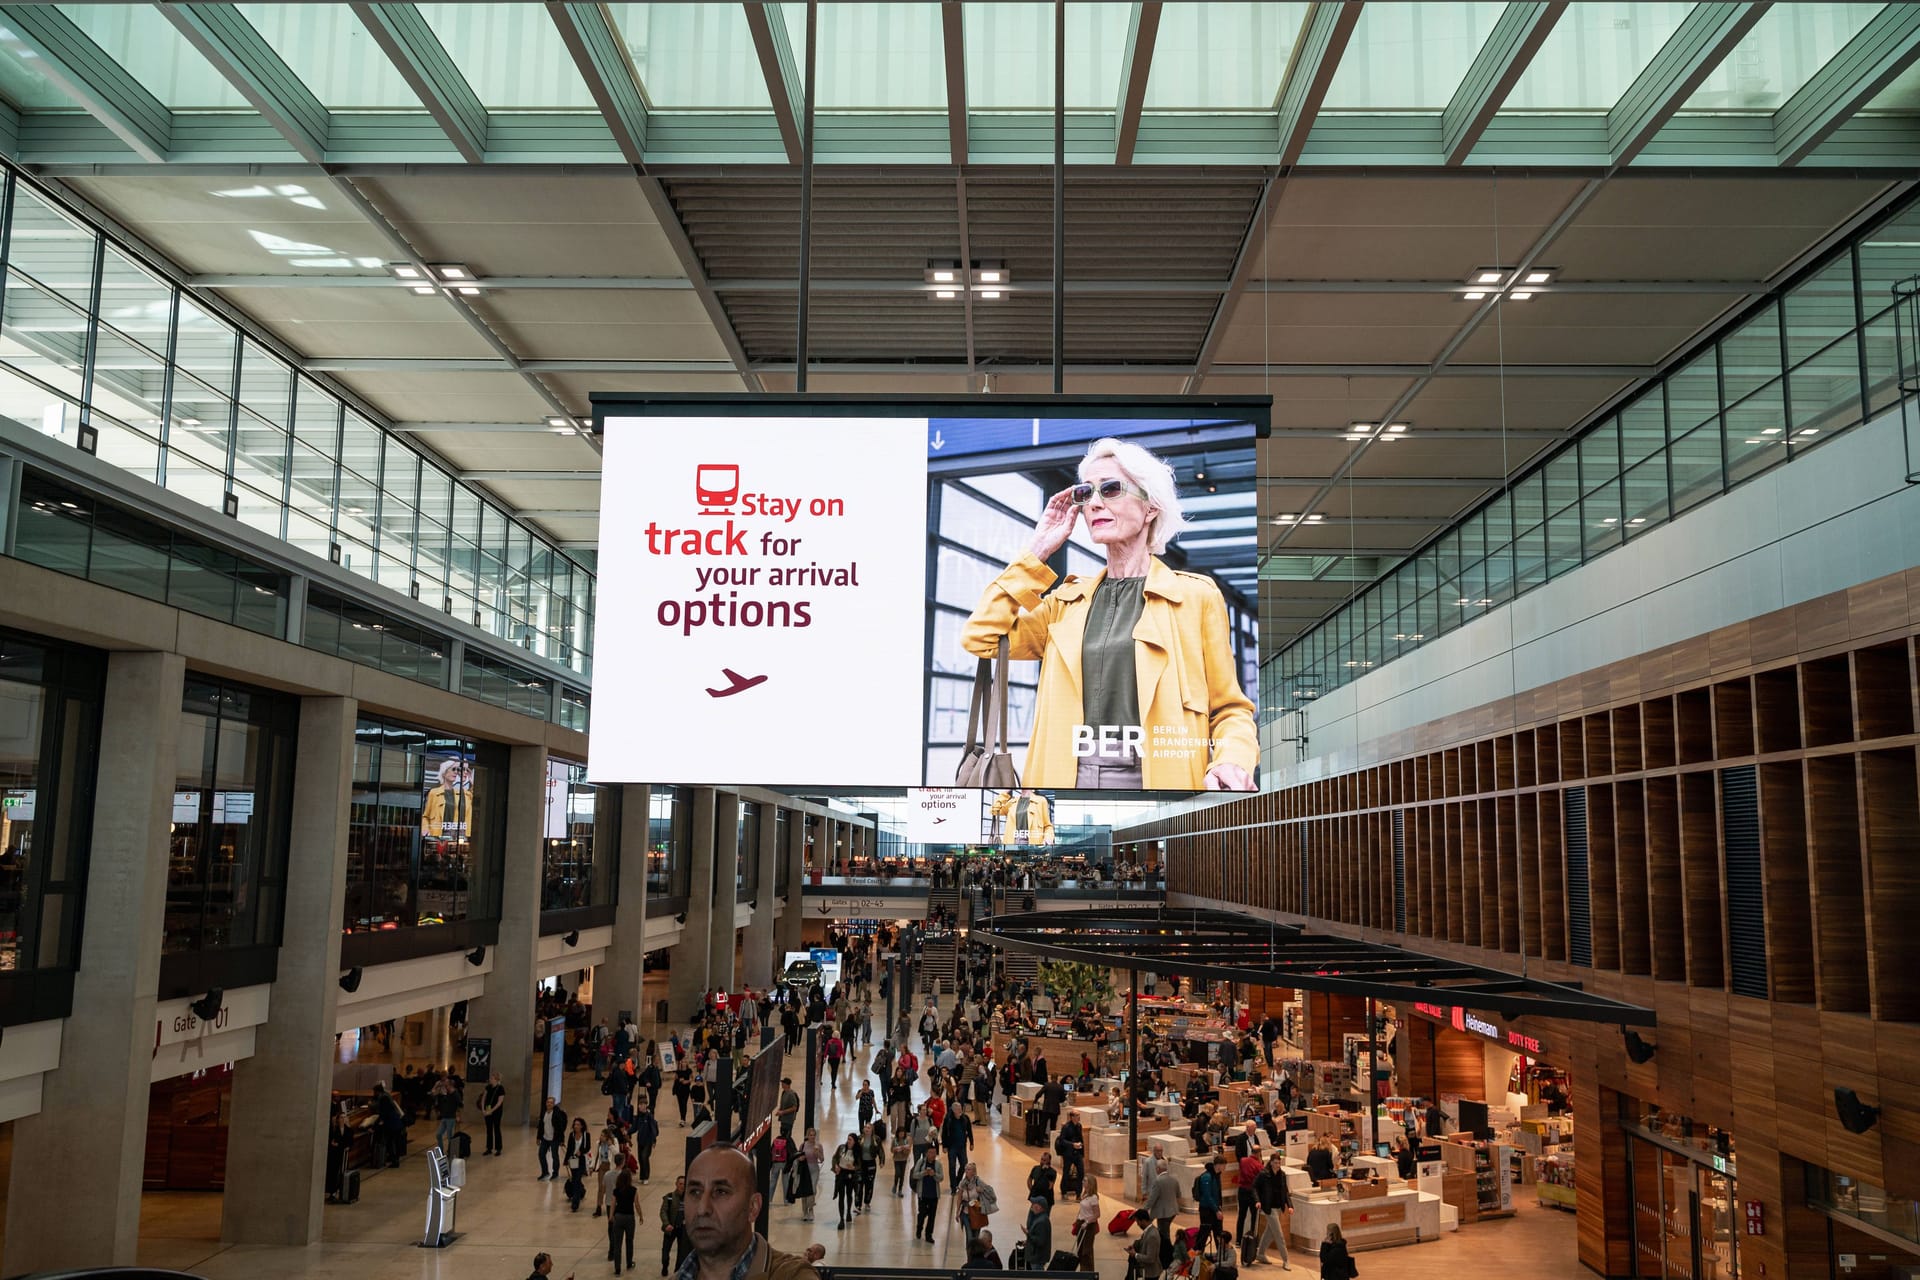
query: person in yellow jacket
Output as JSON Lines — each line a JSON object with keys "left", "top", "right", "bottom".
{"left": 421, "top": 756, "right": 476, "bottom": 839}
{"left": 963, "top": 437, "right": 1256, "bottom": 791}
{"left": 991, "top": 789, "right": 1055, "bottom": 846}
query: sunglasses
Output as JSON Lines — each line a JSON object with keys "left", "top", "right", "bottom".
{"left": 1070, "top": 478, "right": 1149, "bottom": 506}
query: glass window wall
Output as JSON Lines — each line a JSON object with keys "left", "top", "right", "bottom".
{"left": 646, "top": 785, "right": 690, "bottom": 906}
{"left": 343, "top": 715, "right": 505, "bottom": 935}
{"left": 1271, "top": 187, "right": 1920, "bottom": 703}
{"left": 0, "top": 164, "right": 592, "bottom": 674}
{"left": 165, "top": 676, "right": 297, "bottom": 956}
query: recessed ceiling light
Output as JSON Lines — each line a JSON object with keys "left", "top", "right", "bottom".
{"left": 934, "top": 289, "right": 957, "bottom": 300}
{"left": 390, "top": 264, "right": 421, "bottom": 279}
{"left": 932, "top": 270, "right": 955, "bottom": 283}
{"left": 1476, "top": 271, "right": 1503, "bottom": 285}
{"left": 547, "top": 417, "right": 570, "bottom": 428}
{"left": 434, "top": 264, "right": 469, "bottom": 280}
{"left": 457, "top": 285, "right": 481, "bottom": 296}
{"left": 1797, "top": 428, "right": 1819, "bottom": 437}
{"left": 1305, "top": 513, "right": 1324, "bottom": 523}
{"left": 1464, "top": 291, "right": 1486, "bottom": 301}
{"left": 978, "top": 288, "right": 1002, "bottom": 300}
{"left": 1761, "top": 427, "right": 1782, "bottom": 435}
{"left": 409, "top": 284, "right": 436, "bottom": 295}
{"left": 1509, "top": 290, "right": 1533, "bottom": 301}
{"left": 1601, "top": 516, "right": 1617, "bottom": 524}
{"left": 1525, "top": 270, "right": 1551, "bottom": 284}
{"left": 979, "top": 269, "right": 1003, "bottom": 283}
{"left": 1628, "top": 517, "right": 1646, "bottom": 525}
{"left": 1385, "top": 423, "right": 1407, "bottom": 433}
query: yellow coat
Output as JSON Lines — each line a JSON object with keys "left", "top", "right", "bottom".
{"left": 991, "top": 791, "right": 1056, "bottom": 845}
{"left": 963, "top": 552, "right": 1256, "bottom": 790}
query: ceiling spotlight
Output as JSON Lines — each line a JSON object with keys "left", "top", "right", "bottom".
{"left": 189, "top": 988, "right": 225, "bottom": 1021}
{"left": 1623, "top": 1029, "right": 1656, "bottom": 1064}
{"left": 466, "top": 946, "right": 487, "bottom": 967}
{"left": 1835, "top": 1086, "right": 1881, "bottom": 1134}
{"left": 1195, "top": 470, "right": 1206, "bottom": 481}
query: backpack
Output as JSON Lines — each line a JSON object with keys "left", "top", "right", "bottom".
{"left": 1193, "top": 1174, "right": 1207, "bottom": 1202}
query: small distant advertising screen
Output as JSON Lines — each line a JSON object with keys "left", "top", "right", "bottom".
{"left": 589, "top": 396, "right": 1265, "bottom": 792}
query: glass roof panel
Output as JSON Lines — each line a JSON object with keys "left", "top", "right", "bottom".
{"left": 236, "top": 4, "right": 426, "bottom": 110}
{"left": 1860, "top": 58, "right": 1920, "bottom": 112}
{"left": 964, "top": 2, "right": 1136, "bottom": 111}
{"left": 56, "top": 5, "right": 250, "bottom": 109}
{"left": 1680, "top": 3, "right": 1883, "bottom": 113}
{"left": 1504, "top": 2, "right": 1695, "bottom": 111}
{"left": 1143, "top": 2, "right": 1311, "bottom": 111}
{"left": 608, "top": 3, "right": 771, "bottom": 110}
{"left": 780, "top": 3, "right": 945, "bottom": 110}
{"left": 416, "top": 3, "right": 596, "bottom": 110}
{"left": 1322, "top": 3, "right": 1511, "bottom": 111}
{"left": 0, "top": 25, "right": 87, "bottom": 109}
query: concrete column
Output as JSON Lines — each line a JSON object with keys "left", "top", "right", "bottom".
{"left": 466, "top": 742, "right": 547, "bottom": 1126}
{"left": 222, "top": 695, "right": 356, "bottom": 1245}
{"left": 776, "top": 806, "right": 805, "bottom": 955}
{"left": 596, "top": 784, "right": 652, "bottom": 1027}
{"left": 825, "top": 818, "right": 838, "bottom": 873}
{"left": 666, "top": 787, "right": 717, "bottom": 1020}
{"left": 3, "top": 651, "right": 184, "bottom": 1272}
{"left": 708, "top": 794, "right": 739, "bottom": 994}
{"left": 743, "top": 804, "right": 779, "bottom": 987}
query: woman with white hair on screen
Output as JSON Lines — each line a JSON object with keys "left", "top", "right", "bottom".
{"left": 963, "top": 436, "right": 1256, "bottom": 790}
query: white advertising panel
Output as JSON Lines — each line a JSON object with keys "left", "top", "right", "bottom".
{"left": 591, "top": 416, "right": 928, "bottom": 787}
{"left": 905, "top": 787, "right": 979, "bottom": 844}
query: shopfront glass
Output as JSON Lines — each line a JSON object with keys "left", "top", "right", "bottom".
{"left": 737, "top": 801, "right": 759, "bottom": 901}
{"left": 0, "top": 630, "right": 102, "bottom": 1023}
{"left": 541, "top": 757, "right": 614, "bottom": 913}
{"left": 647, "top": 786, "right": 689, "bottom": 906}
{"left": 1624, "top": 1099, "right": 1739, "bottom": 1280}
{"left": 165, "top": 676, "right": 297, "bottom": 955}
{"left": 343, "top": 715, "right": 505, "bottom": 934}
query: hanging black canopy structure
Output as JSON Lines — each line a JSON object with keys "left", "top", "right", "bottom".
{"left": 977, "top": 906, "right": 1655, "bottom": 1027}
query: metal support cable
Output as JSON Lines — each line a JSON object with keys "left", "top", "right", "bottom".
{"left": 796, "top": 1, "right": 817, "bottom": 393}
{"left": 1053, "top": 0, "right": 1065, "bottom": 394}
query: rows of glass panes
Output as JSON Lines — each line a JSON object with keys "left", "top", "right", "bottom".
{"left": 1268, "top": 191, "right": 1920, "bottom": 706}
{"left": 0, "top": 166, "right": 593, "bottom": 675}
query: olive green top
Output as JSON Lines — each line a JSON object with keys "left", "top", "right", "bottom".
{"left": 1080, "top": 574, "right": 1146, "bottom": 757}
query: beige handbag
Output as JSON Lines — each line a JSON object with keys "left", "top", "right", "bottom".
{"left": 955, "top": 637, "right": 1020, "bottom": 789}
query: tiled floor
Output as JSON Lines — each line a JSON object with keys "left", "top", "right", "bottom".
{"left": 135, "top": 999, "right": 1587, "bottom": 1280}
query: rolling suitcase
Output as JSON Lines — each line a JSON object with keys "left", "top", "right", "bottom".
{"left": 1238, "top": 1232, "right": 1257, "bottom": 1266}
{"left": 1025, "top": 1110, "right": 1046, "bottom": 1146}
{"left": 453, "top": 1130, "right": 472, "bottom": 1159}
{"left": 341, "top": 1168, "right": 361, "bottom": 1204}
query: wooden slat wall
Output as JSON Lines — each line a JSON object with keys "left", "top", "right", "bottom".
{"left": 1127, "top": 566, "right": 1920, "bottom": 1279}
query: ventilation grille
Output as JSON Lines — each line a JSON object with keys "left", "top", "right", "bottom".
{"left": 1564, "top": 787, "right": 1592, "bottom": 968}
{"left": 1722, "top": 764, "right": 1767, "bottom": 1000}
{"left": 1392, "top": 809, "right": 1407, "bottom": 934}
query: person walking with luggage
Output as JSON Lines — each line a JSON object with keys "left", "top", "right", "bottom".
{"left": 1236, "top": 1145, "right": 1264, "bottom": 1245}
{"left": 911, "top": 1140, "right": 944, "bottom": 1242}
{"left": 1195, "top": 1157, "right": 1228, "bottom": 1255}
{"left": 953, "top": 1162, "right": 997, "bottom": 1248}
{"left": 1020, "top": 1196, "right": 1052, "bottom": 1271}
{"left": 564, "top": 1118, "right": 592, "bottom": 1211}
{"left": 1072, "top": 1176, "right": 1100, "bottom": 1271}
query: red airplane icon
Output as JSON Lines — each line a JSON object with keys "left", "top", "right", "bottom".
{"left": 706, "top": 668, "right": 769, "bottom": 698}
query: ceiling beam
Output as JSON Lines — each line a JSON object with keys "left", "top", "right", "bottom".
{"left": 942, "top": 0, "right": 967, "bottom": 167}
{"left": 1113, "top": 2, "right": 1162, "bottom": 166}
{"left": 548, "top": 2, "right": 648, "bottom": 165}
{"left": 0, "top": 5, "right": 170, "bottom": 161}
{"left": 1440, "top": 2, "right": 1565, "bottom": 165}
{"left": 353, "top": 2, "right": 488, "bottom": 163}
{"left": 305, "top": 356, "right": 738, "bottom": 373}
{"left": 547, "top": 3, "right": 761, "bottom": 392}
{"left": 300, "top": 354, "right": 1652, "bottom": 379}
{"left": 1607, "top": 2, "right": 1769, "bottom": 166}
{"left": 1262, "top": 475, "right": 1515, "bottom": 487}
{"left": 1775, "top": 3, "right": 1920, "bottom": 166}
{"left": 1274, "top": 1, "right": 1362, "bottom": 166}
{"left": 743, "top": 2, "right": 804, "bottom": 166}
{"left": 459, "top": 471, "right": 598, "bottom": 482}
{"left": 159, "top": 4, "right": 329, "bottom": 164}
{"left": 183, "top": 273, "right": 1771, "bottom": 296}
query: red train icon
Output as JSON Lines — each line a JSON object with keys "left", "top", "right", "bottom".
{"left": 696, "top": 463, "right": 739, "bottom": 515}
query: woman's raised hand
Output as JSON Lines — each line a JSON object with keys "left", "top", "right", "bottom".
{"left": 1029, "top": 488, "right": 1080, "bottom": 562}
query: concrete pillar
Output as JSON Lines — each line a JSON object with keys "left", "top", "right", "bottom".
{"left": 825, "top": 818, "right": 838, "bottom": 873}
{"left": 597, "top": 784, "right": 652, "bottom": 1027}
{"left": 744, "top": 803, "right": 779, "bottom": 987}
{"left": 667, "top": 787, "right": 717, "bottom": 1020}
{"left": 708, "top": 794, "right": 739, "bottom": 994}
{"left": 466, "top": 742, "right": 547, "bottom": 1126}
{"left": 3, "top": 652, "right": 184, "bottom": 1272}
{"left": 776, "top": 806, "right": 805, "bottom": 955}
{"left": 222, "top": 695, "right": 356, "bottom": 1245}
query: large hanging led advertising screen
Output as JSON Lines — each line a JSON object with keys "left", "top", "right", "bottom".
{"left": 588, "top": 395, "right": 1266, "bottom": 792}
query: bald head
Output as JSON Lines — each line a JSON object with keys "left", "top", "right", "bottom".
{"left": 685, "top": 1146, "right": 762, "bottom": 1264}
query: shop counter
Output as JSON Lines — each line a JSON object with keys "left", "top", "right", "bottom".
{"left": 1291, "top": 1187, "right": 1441, "bottom": 1253}
{"left": 1073, "top": 1105, "right": 1110, "bottom": 1130}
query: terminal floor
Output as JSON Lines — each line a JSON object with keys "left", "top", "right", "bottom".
{"left": 134, "top": 1005, "right": 1583, "bottom": 1280}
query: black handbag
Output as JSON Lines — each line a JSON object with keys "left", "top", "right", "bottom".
{"left": 955, "top": 637, "right": 1020, "bottom": 789}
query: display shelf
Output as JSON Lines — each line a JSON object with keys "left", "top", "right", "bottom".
{"left": 1536, "top": 723, "right": 1560, "bottom": 785}
{"left": 1714, "top": 678, "right": 1754, "bottom": 759}
{"left": 1854, "top": 641, "right": 1915, "bottom": 741}
{"left": 1645, "top": 776, "right": 1688, "bottom": 982}
{"left": 1588, "top": 782, "right": 1621, "bottom": 970}
{"left": 1861, "top": 747, "right": 1920, "bottom": 1022}
{"left": 1808, "top": 754, "right": 1869, "bottom": 1013}
{"left": 1536, "top": 1155, "right": 1577, "bottom": 1212}
{"left": 1561, "top": 716, "right": 1586, "bottom": 780}
{"left": 1677, "top": 686, "right": 1714, "bottom": 765}
{"left": 1678, "top": 771, "right": 1724, "bottom": 989}
{"left": 1584, "top": 712, "right": 1610, "bottom": 778}
{"left": 1754, "top": 665, "right": 1802, "bottom": 754}
{"left": 1538, "top": 790, "right": 1566, "bottom": 963}
{"left": 1643, "top": 695, "right": 1677, "bottom": 770}
{"left": 1613, "top": 704, "right": 1643, "bottom": 773}
{"left": 1757, "top": 761, "right": 1814, "bottom": 1003}
{"left": 1614, "top": 779, "right": 1653, "bottom": 977}
{"left": 1802, "top": 654, "right": 1854, "bottom": 748}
